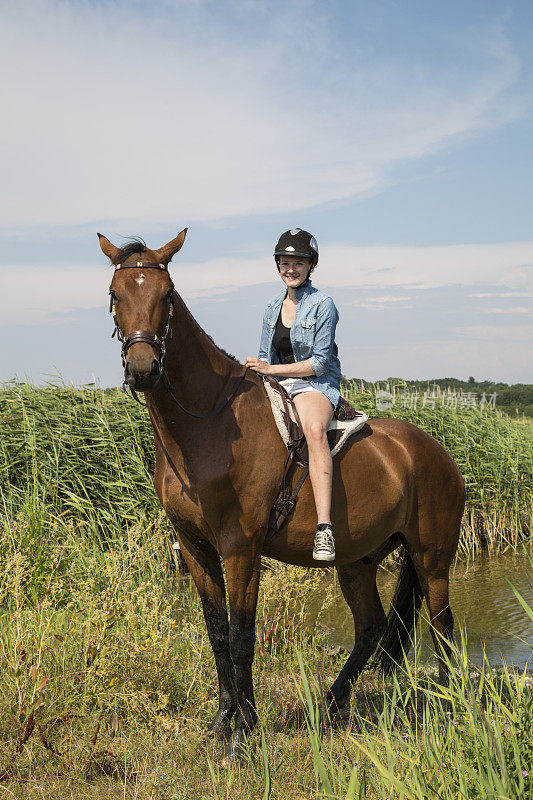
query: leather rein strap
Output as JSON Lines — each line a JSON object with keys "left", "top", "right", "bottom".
{"left": 161, "top": 364, "right": 248, "bottom": 420}
{"left": 110, "top": 260, "right": 248, "bottom": 419}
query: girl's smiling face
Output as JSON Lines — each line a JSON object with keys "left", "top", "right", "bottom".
{"left": 278, "top": 255, "right": 313, "bottom": 289}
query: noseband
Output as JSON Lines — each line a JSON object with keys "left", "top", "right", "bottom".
{"left": 109, "top": 261, "right": 173, "bottom": 371}
{"left": 109, "top": 260, "right": 247, "bottom": 417}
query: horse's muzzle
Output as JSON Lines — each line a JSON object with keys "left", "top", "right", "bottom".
{"left": 124, "top": 356, "right": 161, "bottom": 391}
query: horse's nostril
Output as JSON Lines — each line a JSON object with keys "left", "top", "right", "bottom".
{"left": 150, "top": 359, "right": 160, "bottom": 379}
{"left": 124, "top": 359, "right": 135, "bottom": 387}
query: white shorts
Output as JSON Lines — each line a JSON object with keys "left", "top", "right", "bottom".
{"left": 278, "top": 377, "right": 322, "bottom": 397}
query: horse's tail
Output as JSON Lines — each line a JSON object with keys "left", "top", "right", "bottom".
{"left": 376, "top": 544, "right": 424, "bottom": 675}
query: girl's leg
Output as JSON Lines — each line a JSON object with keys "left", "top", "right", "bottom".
{"left": 292, "top": 391, "right": 334, "bottom": 524}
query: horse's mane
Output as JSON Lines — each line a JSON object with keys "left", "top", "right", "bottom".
{"left": 114, "top": 237, "right": 147, "bottom": 264}
{"left": 205, "top": 334, "right": 240, "bottom": 364}
{"left": 113, "top": 237, "right": 241, "bottom": 366}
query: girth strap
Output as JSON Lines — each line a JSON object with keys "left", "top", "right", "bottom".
{"left": 265, "top": 381, "right": 310, "bottom": 540}
{"left": 267, "top": 461, "right": 309, "bottom": 539}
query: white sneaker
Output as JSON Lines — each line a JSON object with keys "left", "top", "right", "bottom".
{"left": 313, "top": 526, "right": 335, "bottom": 561}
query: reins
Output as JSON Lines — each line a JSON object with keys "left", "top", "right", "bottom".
{"left": 161, "top": 365, "right": 248, "bottom": 419}
{"left": 110, "top": 259, "right": 247, "bottom": 418}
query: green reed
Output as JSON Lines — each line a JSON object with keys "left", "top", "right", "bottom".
{"left": 290, "top": 614, "right": 533, "bottom": 800}
{"left": 0, "top": 380, "right": 531, "bottom": 798}
{"left": 0, "top": 378, "right": 531, "bottom": 553}
{"left": 0, "top": 380, "right": 158, "bottom": 536}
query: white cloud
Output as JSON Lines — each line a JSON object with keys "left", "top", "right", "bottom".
{"left": 352, "top": 294, "right": 413, "bottom": 309}
{"left": 0, "top": 264, "right": 111, "bottom": 326}
{"left": 366, "top": 296, "right": 412, "bottom": 303}
{"left": 323, "top": 242, "right": 533, "bottom": 291}
{"left": 485, "top": 307, "right": 532, "bottom": 315}
{"left": 455, "top": 324, "right": 533, "bottom": 341}
{"left": 469, "top": 291, "right": 533, "bottom": 298}
{"left": 2, "top": 240, "right": 532, "bottom": 327}
{"left": 175, "top": 240, "right": 533, "bottom": 295}
{"left": 0, "top": 1, "right": 520, "bottom": 232}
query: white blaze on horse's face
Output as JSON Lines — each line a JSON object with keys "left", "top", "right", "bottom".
{"left": 98, "top": 227, "right": 188, "bottom": 390}
{"left": 110, "top": 269, "right": 175, "bottom": 392}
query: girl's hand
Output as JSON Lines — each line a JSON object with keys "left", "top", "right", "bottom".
{"left": 244, "top": 357, "right": 271, "bottom": 375}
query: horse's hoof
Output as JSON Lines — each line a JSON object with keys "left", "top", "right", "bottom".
{"left": 205, "top": 714, "right": 233, "bottom": 743}
{"left": 322, "top": 694, "right": 351, "bottom": 729}
{"left": 222, "top": 729, "right": 246, "bottom": 764}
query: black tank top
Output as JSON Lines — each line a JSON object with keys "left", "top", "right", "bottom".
{"left": 272, "top": 309, "right": 295, "bottom": 363}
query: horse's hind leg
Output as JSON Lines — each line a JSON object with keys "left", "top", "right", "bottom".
{"left": 409, "top": 507, "right": 461, "bottom": 684}
{"left": 176, "top": 532, "right": 236, "bottom": 741}
{"left": 407, "top": 444, "right": 464, "bottom": 684}
{"left": 328, "top": 559, "right": 387, "bottom": 716}
{"left": 418, "top": 565, "right": 455, "bottom": 685}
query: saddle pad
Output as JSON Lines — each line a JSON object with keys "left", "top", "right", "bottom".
{"left": 263, "top": 378, "right": 368, "bottom": 458}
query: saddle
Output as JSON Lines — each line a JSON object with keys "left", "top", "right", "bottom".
{"left": 263, "top": 377, "right": 368, "bottom": 538}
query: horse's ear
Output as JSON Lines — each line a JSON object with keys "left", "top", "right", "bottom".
{"left": 155, "top": 228, "right": 188, "bottom": 265}
{"left": 97, "top": 232, "right": 120, "bottom": 263}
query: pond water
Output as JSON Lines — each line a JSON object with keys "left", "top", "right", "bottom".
{"left": 316, "top": 548, "right": 533, "bottom": 668}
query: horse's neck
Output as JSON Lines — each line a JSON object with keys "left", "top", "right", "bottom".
{"left": 151, "top": 291, "right": 237, "bottom": 421}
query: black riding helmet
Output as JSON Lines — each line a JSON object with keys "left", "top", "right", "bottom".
{"left": 274, "top": 228, "right": 319, "bottom": 268}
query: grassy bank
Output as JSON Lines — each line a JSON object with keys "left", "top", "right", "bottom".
{"left": 1, "top": 379, "right": 532, "bottom": 796}
{"left": 0, "top": 523, "right": 531, "bottom": 798}
{"left": 1, "top": 379, "right": 532, "bottom": 560}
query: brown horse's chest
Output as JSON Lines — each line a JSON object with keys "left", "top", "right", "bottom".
{"left": 152, "top": 414, "right": 285, "bottom": 539}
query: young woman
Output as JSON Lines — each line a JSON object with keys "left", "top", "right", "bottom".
{"left": 244, "top": 229, "right": 341, "bottom": 561}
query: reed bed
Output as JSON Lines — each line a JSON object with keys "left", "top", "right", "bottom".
{"left": 0, "top": 370, "right": 531, "bottom": 796}
{"left": 1, "top": 379, "right": 531, "bottom": 556}
{"left": 289, "top": 629, "right": 533, "bottom": 800}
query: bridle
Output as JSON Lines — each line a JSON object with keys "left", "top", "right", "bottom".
{"left": 109, "top": 259, "right": 247, "bottom": 418}
{"left": 109, "top": 260, "right": 173, "bottom": 372}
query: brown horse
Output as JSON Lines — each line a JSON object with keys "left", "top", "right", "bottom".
{"left": 99, "top": 229, "right": 465, "bottom": 754}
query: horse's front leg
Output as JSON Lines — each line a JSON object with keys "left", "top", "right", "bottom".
{"left": 222, "top": 543, "right": 262, "bottom": 757}
{"left": 176, "top": 532, "right": 236, "bottom": 742}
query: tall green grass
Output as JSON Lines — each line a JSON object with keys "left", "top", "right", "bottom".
{"left": 0, "top": 522, "right": 336, "bottom": 795}
{"left": 0, "top": 472, "right": 531, "bottom": 798}
{"left": 0, "top": 381, "right": 158, "bottom": 535}
{"left": 289, "top": 620, "right": 533, "bottom": 800}
{"left": 0, "top": 379, "right": 532, "bottom": 553}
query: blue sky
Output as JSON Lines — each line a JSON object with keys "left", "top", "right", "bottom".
{"left": 1, "top": 0, "right": 532, "bottom": 385}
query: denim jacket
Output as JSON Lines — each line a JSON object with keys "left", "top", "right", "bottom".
{"left": 258, "top": 280, "right": 341, "bottom": 407}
